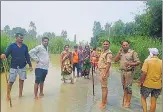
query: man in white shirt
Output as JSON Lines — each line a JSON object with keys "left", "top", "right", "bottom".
{"left": 29, "top": 37, "right": 50, "bottom": 99}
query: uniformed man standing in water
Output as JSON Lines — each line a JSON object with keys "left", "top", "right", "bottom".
{"left": 115, "top": 41, "right": 140, "bottom": 108}
{"left": 98, "top": 40, "right": 113, "bottom": 109}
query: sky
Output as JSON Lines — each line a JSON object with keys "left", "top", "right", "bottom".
{"left": 1, "top": 1, "right": 146, "bottom": 43}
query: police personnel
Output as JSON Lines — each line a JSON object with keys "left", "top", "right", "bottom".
{"left": 98, "top": 40, "right": 113, "bottom": 109}
{"left": 115, "top": 40, "right": 140, "bottom": 108}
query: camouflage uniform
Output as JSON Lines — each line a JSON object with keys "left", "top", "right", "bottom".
{"left": 98, "top": 49, "right": 113, "bottom": 88}
{"left": 119, "top": 49, "right": 140, "bottom": 94}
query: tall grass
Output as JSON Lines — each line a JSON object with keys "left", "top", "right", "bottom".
{"left": 1, "top": 33, "right": 14, "bottom": 72}
{"left": 129, "top": 36, "right": 162, "bottom": 62}
{"left": 48, "top": 37, "right": 76, "bottom": 54}
{"left": 23, "top": 37, "right": 38, "bottom": 50}
{"left": 1, "top": 33, "right": 14, "bottom": 54}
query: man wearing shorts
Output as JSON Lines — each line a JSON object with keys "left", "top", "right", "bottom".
{"left": 29, "top": 37, "right": 50, "bottom": 99}
{"left": 139, "top": 48, "right": 162, "bottom": 112}
{"left": 1, "top": 33, "right": 32, "bottom": 101}
{"left": 115, "top": 41, "right": 140, "bottom": 108}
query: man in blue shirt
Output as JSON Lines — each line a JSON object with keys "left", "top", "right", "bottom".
{"left": 1, "top": 33, "right": 32, "bottom": 101}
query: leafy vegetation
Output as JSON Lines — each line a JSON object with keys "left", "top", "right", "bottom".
{"left": 90, "top": 1, "right": 162, "bottom": 79}
{"left": 90, "top": 1, "right": 162, "bottom": 61}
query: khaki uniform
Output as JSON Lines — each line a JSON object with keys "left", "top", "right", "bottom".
{"left": 119, "top": 49, "right": 140, "bottom": 94}
{"left": 98, "top": 49, "right": 113, "bottom": 88}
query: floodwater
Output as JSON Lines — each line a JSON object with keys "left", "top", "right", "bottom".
{"left": 1, "top": 54, "right": 162, "bottom": 112}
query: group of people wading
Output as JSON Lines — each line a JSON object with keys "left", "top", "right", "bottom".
{"left": 60, "top": 44, "right": 99, "bottom": 83}
{"left": 1, "top": 33, "right": 162, "bottom": 112}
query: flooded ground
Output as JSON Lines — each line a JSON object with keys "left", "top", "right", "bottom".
{"left": 1, "top": 54, "right": 162, "bottom": 112}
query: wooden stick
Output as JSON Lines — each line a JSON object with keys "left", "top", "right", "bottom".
{"left": 3, "top": 59, "right": 12, "bottom": 107}
{"left": 92, "top": 65, "right": 95, "bottom": 96}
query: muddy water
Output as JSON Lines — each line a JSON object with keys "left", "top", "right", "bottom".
{"left": 1, "top": 54, "right": 162, "bottom": 112}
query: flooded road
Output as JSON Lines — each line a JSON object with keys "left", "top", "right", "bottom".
{"left": 1, "top": 54, "right": 162, "bottom": 112}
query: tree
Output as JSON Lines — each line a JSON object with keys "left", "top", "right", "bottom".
{"left": 90, "top": 21, "right": 104, "bottom": 47}
{"left": 61, "top": 30, "right": 67, "bottom": 38}
{"left": 112, "top": 19, "right": 125, "bottom": 37}
{"left": 10, "top": 27, "right": 27, "bottom": 36}
{"left": 146, "top": 0, "right": 162, "bottom": 39}
{"left": 124, "top": 22, "right": 136, "bottom": 36}
{"left": 28, "top": 21, "right": 37, "bottom": 37}
{"left": 134, "top": 13, "right": 152, "bottom": 36}
{"left": 92, "top": 21, "right": 103, "bottom": 37}
{"left": 104, "top": 22, "right": 112, "bottom": 39}
{"left": 43, "top": 32, "right": 55, "bottom": 38}
{"left": 4, "top": 25, "right": 10, "bottom": 34}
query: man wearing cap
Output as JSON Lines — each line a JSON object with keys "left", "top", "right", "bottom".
{"left": 139, "top": 48, "right": 162, "bottom": 112}
{"left": 115, "top": 41, "right": 140, "bottom": 108}
{"left": 1, "top": 33, "right": 32, "bottom": 101}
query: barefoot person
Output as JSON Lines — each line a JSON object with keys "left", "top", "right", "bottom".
{"left": 29, "top": 37, "right": 50, "bottom": 99}
{"left": 72, "top": 45, "right": 80, "bottom": 77}
{"left": 60, "top": 45, "right": 73, "bottom": 84}
{"left": 98, "top": 40, "right": 113, "bottom": 109}
{"left": 1, "top": 33, "right": 32, "bottom": 101}
{"left": 115, "top": 41, "right": 140, "bottom": 108}
{"left": 139, "top": 48, "right": 162, "bottom": 112}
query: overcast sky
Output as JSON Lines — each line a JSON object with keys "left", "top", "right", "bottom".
{"left": 1, "top": 1, "right": 146, "bottom": 43}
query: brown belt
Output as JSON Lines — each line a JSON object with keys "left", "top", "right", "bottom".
{"left": 121, "top": 69, "right": 133, "bottom": 72}
{"left": 99, "top": 68, "right": 106, "bottom": 69}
